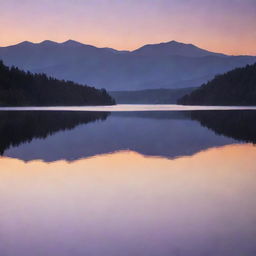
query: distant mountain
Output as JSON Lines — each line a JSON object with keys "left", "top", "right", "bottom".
{"left": 0, "top": 40, "right": 255, "bottom": 91}
{"left": 178, "top": 63, "right": 256, "bottom": 106}
{"left": 0, "top": 61, "right": 115, "bottom": 106}
{"left": 110, "top": 87, "right": 196, "bottom": 104}
{"left": 132, "top": 40, "right": 225, "bottom": 57}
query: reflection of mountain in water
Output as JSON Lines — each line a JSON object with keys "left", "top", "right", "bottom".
{"left": 0, "top": 111, "right": 109, "bottom": 155}
{"left": 112, "top": 111, "right": 189, "bottom": 120}
{"left": 1, "top": 110, "right": 240, "bottom": 162}
{"left": 190, "top": 110, "right": 256, "bottom": 143}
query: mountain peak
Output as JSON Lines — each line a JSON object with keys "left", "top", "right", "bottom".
{"left": 167, "top": 40, "right": 195, "bottom": 47}
{"left": 16, "top": 41, "right": 34, "bottom": 46}
{"left": 39, "top": 40, "right": 59, "bottom": 45}
{"left": 133, "top": 40, "right": 224, "bottom": 57}
{"left": 62, "top": 40, "right": 84, "bottom": 46}
{"left": 168, "top": 40, "right": 180, "bottom": 44}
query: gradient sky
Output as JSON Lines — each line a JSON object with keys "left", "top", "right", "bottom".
{"left": 1, "top": 0, "right": 256, "bottom": 55}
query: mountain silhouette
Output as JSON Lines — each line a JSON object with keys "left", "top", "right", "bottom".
{"left": 132, "top": 40, "right": 225, "bottom": 57}
{"left": 0, "top": 40, "right": 255, "bottom": 91}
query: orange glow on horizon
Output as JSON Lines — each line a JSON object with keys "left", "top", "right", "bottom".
{"left": 0, "top": 143, "right": 255, "bottom": 174}
{"left": 0, "top": 37, "right": 255, "bottom": 56}
{"left": 1, "top": 0, "right": 256, "bottom": 56}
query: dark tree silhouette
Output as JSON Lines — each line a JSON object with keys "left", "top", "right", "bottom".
{"left": 0, "top": 60, "right": 115, "bottom": 106}
{"left": 178, "top": 63, "right": 256, "bottom": 106}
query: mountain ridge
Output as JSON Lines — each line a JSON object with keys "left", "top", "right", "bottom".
{"left": 4, "top": 39, "right": 226, "bottom": 55}
{"left": 132, "top": 40, "right": 226, "bottom": 57}
{"left": 4, "top": 39, "right": 255, "bottom": 57}
{"left": 1, "top": 40, "right": 255, "bottom": 91}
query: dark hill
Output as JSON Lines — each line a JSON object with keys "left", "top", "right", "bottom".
{"left": 0, "top": 61, "right": 115, "bottom": 106}
{"left": 178, "top": 63, "right": 256, "bottom": 106}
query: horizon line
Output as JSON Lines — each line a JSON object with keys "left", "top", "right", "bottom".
{"left": 1, "top": 39, "right": 255, "bottom": 57}
{"left": 0, "top": 39, "right": 225, "bottom": 55}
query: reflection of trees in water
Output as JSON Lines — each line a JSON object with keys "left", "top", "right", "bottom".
{"left": 116, "top": 110, "right": 256, "bottom": 144}
{"left": 118, "top": 110, "right": 256, "bottom": 144}
{"left": 0, "top": 111, "right": 109, "bottom": 154}
{"left": 190, "top": 110, "right": 256, "bottom": 143}
{"left": 1, "top": 110, "right": 256, "bottom": 159}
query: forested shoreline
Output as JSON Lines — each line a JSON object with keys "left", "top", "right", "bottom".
{"left": 178, "top": 63, "right": 256, "bottom": 106}
{"left": 0, "top": 61, "right": 115, "bottom": 106}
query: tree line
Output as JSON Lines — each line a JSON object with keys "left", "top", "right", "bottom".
{"left": 0, "top": 60, "right": 115, "bottom": 106}
{"left": 178, "top": 63, "right": 256, "bottom": 106}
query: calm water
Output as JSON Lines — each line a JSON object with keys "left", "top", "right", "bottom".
{"left": 0, "top": 105, "right": 256, "bottom": 256}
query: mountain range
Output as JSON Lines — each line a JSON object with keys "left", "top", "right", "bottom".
{"left": 0, "top": 40, "right": 255, "bottom": 91}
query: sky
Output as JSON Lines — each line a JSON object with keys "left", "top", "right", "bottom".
{"left": 1, "top": 0, "right": 256, "bottom": 55}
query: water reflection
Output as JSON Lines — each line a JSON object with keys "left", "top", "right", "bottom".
{"left": 1, "top": 110, "right": 256, "bottom": 255}
{"left": 1, "top": 111, "right": 239, "bottom": 161}
{"left": 1, "top": 144, "right": 256, "bottom": 256}
{"left": 1, "top": 110, "right": 256, "bottom": 161}
{"left": 191, "top": 110, "right": 256, "bottom": 143}
{"left": 0, "top": 111, "right": 109, "bottom": 155}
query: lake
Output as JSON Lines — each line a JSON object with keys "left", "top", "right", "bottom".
{"left": 0, "top": 105, "right": 256, "bottom": 256}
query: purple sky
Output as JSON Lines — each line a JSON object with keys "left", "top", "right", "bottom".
{"left": 1, "top": 0, "right": 256, "bottom": 54}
